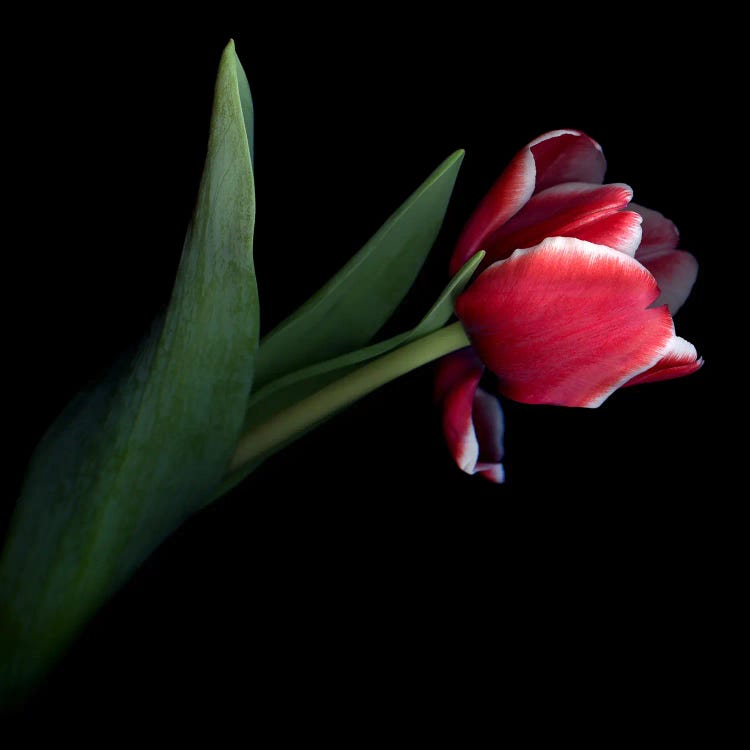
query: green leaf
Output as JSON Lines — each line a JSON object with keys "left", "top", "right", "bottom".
{"left": 234, "top": 48, "right": 254, "bottom": 163}
{"left": 0, "top": 41, "right": 258, "bottom": 707}
{"left": 215, "top": 251, "right": 484, "bottom": 498}
{"left": 404, "top": 249, "right": 484, "bottom": 340}
{"left": 246, "top": 249, "right": 483, "bottom": 421}
{"left": 253, "top": 149, "right": 465, "bottom": 389}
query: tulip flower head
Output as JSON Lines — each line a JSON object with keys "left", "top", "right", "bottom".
{"left": 437, "top": 130, "right": 702, "bottom": 483}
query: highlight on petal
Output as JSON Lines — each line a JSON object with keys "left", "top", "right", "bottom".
{"left": 455, "top": 237, "right": 679, "bottom": 408}
{"left": 435, "top": 350, "right": 505, "bottom": 483}
{"left": 573, "top": 211, "right": 643, "bottom": 257}
{"left": 482, "top": 182, "right": 641, "bottom": 264}
{"left": 625, "top": 336, "right": 703, "bottom": 386}
{"left": 450, "top": 130, "right": 607, "bottom": 274}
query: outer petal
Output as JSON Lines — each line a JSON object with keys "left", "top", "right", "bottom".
{"left": 482, "top": 182, "right": 642, "bottom": 264}
{"left": 450, "top": 130, "right": 607, "bottom": 274}
{"left": 455, "top": 237, "right": 680, "bottom": 408}
{"left": 435, "top": 350, "right": 505, "bottom": 483}
{"left": 632, "top": 203, "right": 698, "bottom": 315}
{"left": 625, "top": 336, "right": 703, "bottom": 386}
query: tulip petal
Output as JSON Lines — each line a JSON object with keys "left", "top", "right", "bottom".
{"left": 531, "top": 131, "right": 607, "bottom": 191}
{"left": 450, "top": 131, "right": 607, "bottom": 274}
{"left": 573, "top": 211, "right": 643, "bottom": 257}
{"left": 625, "top": 336, "right": 703, "bottom": 386}
{"left": 435, "top": 350, "right": 505, "bottom": 483}
{"left": 640, "top": 248, "right": 699, "bottom": 315}
{"left": 631, "top": 203, "right": 698, "bottom": 314}
{"left": 483, "top": 182, "right": 641, "bottom": 263}
{"left": 631, "top": 203, "right": 680, "bottom": 253}
{"left": 472, "top": 388, "right": 506, "bottom": 482}
{"left": 456, "top": 237, "right": 679, "bottom": 408}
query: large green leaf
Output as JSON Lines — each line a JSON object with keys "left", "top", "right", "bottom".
{"left": 253, "top": 149, "right": 464, "bottom": 388}
{"left": 0, "top": 41, "right": 257, "bottom": 707}
{"left": 215, "top": 252, "right": 484, "bottom": 498}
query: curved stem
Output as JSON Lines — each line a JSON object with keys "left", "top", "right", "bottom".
{"left": 229, "top": 320, "right": 470, "bottom": 472}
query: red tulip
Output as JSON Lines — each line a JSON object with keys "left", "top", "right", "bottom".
{"left": 437, "top": 130, "right": 701, "bottom": 483}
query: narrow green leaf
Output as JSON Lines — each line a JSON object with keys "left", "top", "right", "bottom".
{"left": 405, "top": 249, "right": 484, "bottom": 340}
{"left": 253, "top": 150, "right": 465, "bottom": 388}
{"left": 0, "top": 41, "right": 258, "bottom": 706}
{"left": 245, "top": 250, "right": 483, "bottom": 422}
{"left": 215, "top": 252, "right": 484, "bottom": 498}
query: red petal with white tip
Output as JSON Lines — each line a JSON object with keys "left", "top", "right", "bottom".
{"left": 456, "top": 237, "right": 682, "bottom": 408}
{"left": 450, "top": 130, "right": 606, "bottom": 274}
{"left": 435, "top": 350, "right": 505, "bottom": 483}
{"left": 625, "top": 336, "right": 703, "bottom": 386}
{"left": 483, "top": 182, "right": 641, "bottom": 264}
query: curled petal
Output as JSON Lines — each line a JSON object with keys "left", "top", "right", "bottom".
{"left": 450, "top": 130, "right": 607, "bottom": 274}
{"left": 625, "top": 336, "right": 703, "bottom": 386}
{"left": 435, "top": 350, "right": 505, "bottom": 483}
{"left": 531, "top": 131, "right": 607, "bottom": 191}
{"left": 456, "top": 237, "right": 681, "bottom": 408}
{"left": 483, "top": 182, "right": 641, "bottom": 263}
{"left": 472, "top": 389, "right": 506, "bottom": 483}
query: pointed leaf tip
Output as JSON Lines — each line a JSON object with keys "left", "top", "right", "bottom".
{"left": 233, "top": 50, "right": 255, "bottom": 163}
{"left": 0, "top": 40, "right": 259, "bottom": 705}
{"left": 254, "top": 149, "right": 465, "bottom": 386}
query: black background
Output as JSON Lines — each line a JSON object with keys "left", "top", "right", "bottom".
{"left": 4, "top": 12, "right": 732, "bottom": 729}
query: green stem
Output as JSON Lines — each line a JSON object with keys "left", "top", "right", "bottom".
{"left": 230, "top": 320, "right": 470, "bottom": 471}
